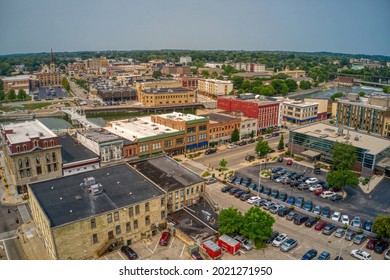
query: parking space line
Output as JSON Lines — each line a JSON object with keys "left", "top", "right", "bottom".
{"left": 2, "top": 241, "right": 9, "bottom": 260}
{"left": 328, "top": 235, "right": 333, "bottom": 239}
{"left": 118, "top": 251, "right": 125, "bottom": 260}
{"left": 179, "top": 244, "right": 186, "bottom": 258}
{"left": 348, "top": 242, "right": 353, "bottom": 247}
{"left": 152, "top": 239, "right": 159, "bottom": 253}
{"left": 338, "top": 238, "right": 344, "bottom": 243}
{"left": 169, "top": 237, "right": 175, "bottom": 249}
{"left": 318, "top": 232, "right": 322, "bottom": 235}
{"left": 360, "top": 241, "right": 368, "bottom": 250}
{"left": 104, "top": 256, "right": 108, "bottom": 260}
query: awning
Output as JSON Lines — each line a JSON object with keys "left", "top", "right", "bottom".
{"left": 302, "top": 150, "right": 322, "bottom": 158}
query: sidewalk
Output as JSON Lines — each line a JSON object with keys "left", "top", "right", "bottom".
{"left": 16, "top": 221, "right": 50, "bottom": 260}
{"left": 357, "top": 174, "right": 384, "bottom": 194}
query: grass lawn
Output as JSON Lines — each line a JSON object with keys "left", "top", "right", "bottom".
{"left": 0, "top": 102, "right": 52, "bottom": 112}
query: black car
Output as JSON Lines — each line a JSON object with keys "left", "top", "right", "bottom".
{"left": 248, "top": 182, "right": 258, "bottom": 190}
{"left": 322, "top": 206, "right": 331, "bottom": 218}
{"left": 234, "top": 190, "right": 246, "bottom": 198}
{"left": 270, "top": 189, "right": 279, "bottom": 198}
{"left": 277, "top": 208, "right": 292, "bottom": 217}
{"left": 229, "top": 188, "right": 239, "bottom": 195}
{"left": 221, "top": 186, "right": 233, "bottom": 192}
{"left": 331, "top": 194, "right": 343, "bottom": 201}
{"left": 234, "top": 177, "right": 243, "bottom": 186}
{"left": 239, "top": 141, "right": 247, "bottom": 146}
{"left": 277, "top": 192, "right": 288, "bottom": 201}
{"left": 254, "top": 184, "right": 264, "bottom": 193}
{"left": 204, "top": 148, "right": 217, "bottom": 155}
{"left": 374, "top": 241, "right": 389, "bottom": 254}
{"left": 272, "top": 174, "right": 281, "bottom": 180}
{"left": 248, "top": 138, "right": 256, "bottom": 144}
{"left": 245, "top": 155, "right": 256, "bottom": 162}
{"left": 272, "top": 167, "right": 283, "bottom": 173}
{"left": 265, "top": 231, "right": 279, "bottom": 244}
{"left": 290, "top": 180, "right": 300, "bottom": 187}
{"left": 227, "top": 176, "right": 236, "bottom": 183}
{"left": 314, "top": 167, "right": 321, "bottom": 174}
{"left": 322, "top": 224, "right": 337, "bottom": 235}
{"left": 294, "top": 215, "right": 309, "bottom": 225}
{"left": 241, "top": 177, "right": 252, "bottom": 187}
{"left": 262, "top": 187, "right": 271, "bottom": 196}
{"left": 121, "top": 246, "right": 138, "bottom": 260}
{"left": 305, "top": 217, "right": 319, "bottom": 227}
{"left": 294, "top": 197, "right": 304, "bottom": 208}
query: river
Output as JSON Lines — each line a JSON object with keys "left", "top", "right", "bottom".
{"left": 298, "top": 85, "right": 384, "bottom": 99}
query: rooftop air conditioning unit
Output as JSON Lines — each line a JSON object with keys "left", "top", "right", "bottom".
{"left": 90, "top": 183, "right": 103, "bottom": 196}
{"left": 84, "top": 177, "right": 95, "bottom": 186}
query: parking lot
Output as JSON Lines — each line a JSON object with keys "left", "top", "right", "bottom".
{"left": 234, "top": 161, "right": 389, "bottom": 222}
{"left": 101, "top": 233, "right": 192, "bottom": 260}
{"left": 206, "top": 181, "right": 385, "bottom": 260}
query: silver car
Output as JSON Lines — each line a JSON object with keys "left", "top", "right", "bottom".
{"left": 234, "top": 235, "right": 253, "bottom": 251}
{"left": 280, "top": 238, "right": 298, "bottom": 252}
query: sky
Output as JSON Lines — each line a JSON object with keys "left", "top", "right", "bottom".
{"left": 0, "top": 0, "right": 389, "bottom": 56}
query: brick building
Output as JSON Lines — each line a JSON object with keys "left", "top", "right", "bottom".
{"left": 198, "top": 79, "right": 233, "bottom": 96}
{"left": 198, "top": 113, "right": 240, "bottom": 144}
{"left": 137, "top": 87, "right": 196, "bottom": 107}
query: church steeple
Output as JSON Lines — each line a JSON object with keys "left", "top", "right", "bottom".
{"left": 50, "top": 48, "right": 55, "bottom": 73}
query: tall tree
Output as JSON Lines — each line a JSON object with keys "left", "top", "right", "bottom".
{"left": 240, "top": 207, "right": 275, "bottom": 249}
{"left": 231, "top": 128, "right": 240, "bottom": 142}
{"left": 278, "top": 134, "right": 284, "bottom": 150}
{"left": 255, "top": 138, "right": 271, "bottom": 156}
{"left": 152, "top": 70, "right": 162, "bottom": 79}
{"left": 372, "top": 215, "right": 390, "bottom": 238}
{"left": 201, "top": 70, "right": 210, "bottom": 78}
{"left": 7, "top": 89, "right": 16, "bottom": 101}
{"left": 190, "top": 68, "right": 198, "bottom": 75}
{"left": 250, "top": 130, "right": 255, "bottom": 138}
{"left": 326, "top": 170, "right": 358, "bottom": 190}
{"left": 219, "top": 158, "right": 227, "bottom": 169}
{"left": 17, "top": 89, "right": 28, "bottom": 100}
{"left": 332, "top": 142, "right": 356, "bottom": 171}
{"left": 61, "top": 77, "right": 70, "bottom": 91}
{"left": 218, "top": 207, "right": 243, "bottom": 236}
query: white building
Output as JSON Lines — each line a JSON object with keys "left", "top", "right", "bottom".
{"left": 239, "top": 116, "right": 258, "bottom": 139}
{"left": 233, "top": 63, "right": 266, "bottom": 73}
{"left": 179, "top": 56, "right": 192, "bottom": 65}
{"left": 198, "top": 79, "right": 233, "bottom": 96}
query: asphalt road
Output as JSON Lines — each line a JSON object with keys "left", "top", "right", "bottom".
{"left": 0, "top": 205, "right": 21, "bottom": 234}
{"left": 234, "top": 161, "right": 389, "bottom": 222}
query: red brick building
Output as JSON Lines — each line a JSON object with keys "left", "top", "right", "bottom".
{"left": 217, "top": 96, "right": 280, "bottom": 133}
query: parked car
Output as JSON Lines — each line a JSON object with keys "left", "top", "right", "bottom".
{"left": 238, "top": 140, "right": 247, "bottom": 146}
{"left": 305, "top": 177, "right": 319, "bottom": 184}
{"left": 278, "top": 156, "right": 284, "bottom": 162}
{"left": 248, "top": 182, "right": 258, "bottom": 190}
{"left": 234, "top": 190, "right": 246, "bottom": 198}
{"left": 294, "top": 197, "right": 304, "bottom": 208}
{"left": 331, "top": 194, "right": 343, "bottom": 201}
{"left": 350, "top": 249, "right": 372, "bottom": 260}
{"left": 317, "top": 251, "right": 330, "bottom": 260}
{"left": 322, "top": 224, "right": 337, "bottom": 235}
{"left": 353, "top": 234, "right": 368, "bottom": 245}
{"left": 233, "top": 177, "right": 243, "bottom": 186}
{"left": 341, "top": 215, "right": 350, "bottom": 225}
{"left": 385, "top": 249, "right": 390, "bottom": 260}
{"left": 228, "top": 188, "right": 240, "bottom": 195}
{"left": 234, "top": 235, "right": 253, "bottom": 251}
{"left": 297, "top": 183, "right": 310, "bottom": 190}
{"left": 120, "top": 246, "right": 138, "bottom": 260}
{"left": 363, "top": 220, "right": 373, "bottom": 232}
{"left": 286, "top": 196, "right": 295, "bottom": 205}
{"left": 270, "top": 189, "right": 279, "bottom": 198}
{"left": 272, "top": 167, "right": 283, "bottom": 173}
{"left": 265, "top": 134, "right": 272, "bottom": 139}
{"left": 314, "top": 167, "right": 321, "bottom": 174}
{"left": 272, "top": 233, "right": 288, "bottom": 247}
{"left": 345, "top": 231, "right": 357, "bottom": 241}
{"left": 277, "top": 192, "right": 288, "bottom": 201}
{"left": 277, "top": 208, "right": 292, "bottom": 217}
{"left": 159, "top": 231, "right": 171, "bottom": 246}
{"left": 269, "top": 204, "right": 284, "bottom": 214}
{"left": 303, "top": 200, "right": 313, "bottom": 212}
{"left": 245, "top": 155, "right": 256, "bottom": 162}
{"left": 262, "top": 201, "right": 276, "bottom": 210}
{"left": 301, "top": 249, "right": 318, "bottom": 260}
{"left": 227, "top": 175, "right": 236, "bottom": 183}
{"left": 254, "top": 199, "right": 267, "bottom": 207}
{"left": 262, "top": 187, "right": 271, "bottom": 196}
{"left": 309, "top": 184, "right": 323, "bottom": 192}
{"left": 191, "top": 251, "right": 203, "bottom": 260}
{"left": 294, "top": 215, "right": 309, "bottom": 225}
{"left": 228, "top": 144, "right": 237, "bottom": 149}
{"left": 313, "top": 205, "right": 321, "bottom": 215}
{"left": 314, "top": 188, "right": 324, "bottom": 195}
{"left": 221, "top": 186, "right": 233, "bottom": 192}
{"left": 366, "top": 239, "right": 379, "bottom": 250}
{"left": 335, "top": 228, "right": 347, "bottom": 238}
{"left": 205, "top": 177, "right": 217, "bottom": 184}
{"left": 240, "top": 193, "right": 252, "bottom": 201}
{"left": 241, "top": 177, "right": 252, "bottom": 187}
{"left": 351, "top": 216, "right": 362, "bottom": 228}
{"left": 331, "top": 211, "right": 341, "bottom": 222}
{"left": 256, "top": 136, "right": 264, "bottom": 141}
{"left": 321, "top": 191, "right": 336, "bottom": 198}
{"left": 315, "top": 221, "right": 327, "bottom": 231}
{"left": 374, "top": 241, "right": 389, "bottom": 254}
{"left": 247, "top": 196, "right": 261, "bottom": 204}
{"left": 286, "top": 211, "right": 299, "bottom": 221}
{"left": 204, "top": 148, "right": 217, "bottom": 155}
{"left": 265, "top": 231, "right": 280, "bottom": 244}
{"left": 305, "top": 217, "right": 319, "bottom": 227}
{"left": 248, "top": 138, "right": 256, "bottom": 144}
{"left": 334, "top": 256, "right": 344, "bottom": 260}
{"left": 286, "top": 159, "right": 293, "bottom": 165}
{"left": 321, "top": 206, "right": 331, "bottom": 218}
{"left": 280, "top": 238, "right": 298, "bottom": 252}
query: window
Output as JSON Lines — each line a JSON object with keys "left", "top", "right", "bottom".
{"left": 92, "top": 234, "right": 98, "bottom": 244}
{"left": 33, "top": 140, "right": 38, "bottom": 147}
{"left": 145, "top": 215, "right": 150, "bottom": 226}
{"left": 47, "top": 164, "right": 51, "bottom": 173}
{"left": 180, "top": 201, "right": 184, "bottom": 208}
{"left": 176, "top": 138, "right": 184, "bottom": 145}
{"left": 187, "top": 127, "right": 196, "bottom": 134}
{"left": 36, "top": 156, "right": 40, "bottom": 164}
{"left": 164, "top": 140, "right": 173, "bottom": 147}
{"left": 133, "top": 220, "right": 138, "bottom": 230}
{"left": 19, "top": 170, "right": 24, "bottom": 178}
{"left": 50, "top": 140, "right": 54, "bottom": 146}
{"left": 196, "top": 185, "right": 199, "bottom": 192}
{"left": 191, "top": 187, "right": 194, "bottom": 194}
{"left": 116, "top": 225, "right": 121, "bottom": 235}
{"left": 187, "top": 135, "right": 196, "bottom": 143}
{"left": 107, "top": 213, "right": 112, "bottom": 223}
{"left": 16, "top": 146, "right": 20, "bottom": 153}
{"left": 187, "top": 188, "right": 189, "bottom": 195}
{"left": 91, "top": 218, "right": 96, "bottom": 229}
{"left": 175, "top": 203, "right": 179, "bottom": 210}
{"left": 152, "top": 142, "right": 161, "bottom": 150}
{"left": 23, "top": 145, "right": 27, "bottom": 151}
{"left": 199, "top": 125, "right": 207, "bottom": 131}
{"left": 36, "top": 166, "right": 42, "bottom": 175}
{"left": 25, "top": 157, "right": 30, "bottom": 167}
{"left": 46, "top": 153, "right": 50, "bottom": 163}
{"left": 145, "top": 202, "right": 149, "bottom": 212}
{"left": 140, "top": 145, "right": 149, "bottom": 153}
{"left": 161, "top": 210, "right": 165, "bottom": 219}
{"left": 44, "top": 141, "right": 48, "bottom": 148}
{"left": 108, "top": 231, "right": 114, "bottom": 240}
{"left": 126, "top": 222, "right": 131, "bottom": 233}
{"left": 161, "top": 198, "right": 165, "bottom": 206}
{"left": 199, "top": 133, "right": 207, "bottom": 140}
{"left": 135, "top": 205, "right": 140, "bottom": 215}
{"left": 26, "top": 169, "right": 31, "bottom": 177}
{"left": 18, "top": 159, "right": 23, "bottom": 169}
{"left": 53, "top": 163, "right": 57, "bottom": 171}
{"left": 129, "top": 207, "right": 134, "bottom": 217}
{"left": 114, "top": 211, "right": 119, "bottom": 221}
{"left": 52, "top": 152, "right": 56, "bottom": 162}
{"left": 175, "top": 191, "right": 179, "bottom": 199}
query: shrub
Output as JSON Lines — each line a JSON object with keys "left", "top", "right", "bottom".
{"left": 289, "top": 205, "right": 294, "bottom": 210}
{"left": 174, "top": 158, "right": 182, "bottom": 162}
{"left": 202, "top": 171, "right": 211, "bottom": 177}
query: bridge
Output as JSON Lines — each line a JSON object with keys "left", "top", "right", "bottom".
{"left": 353, "top": 79, "right": 388, "bottom": 88}
{"left": 61, "top": 107, "right": 101, "bottom": 129}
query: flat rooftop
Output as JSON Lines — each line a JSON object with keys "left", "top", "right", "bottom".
{"left": 2, "top": 75, "right": 32, "bottom": 81}
{"left": 60, "top": 134, "right": 99, "bottom": 164}
{"left": 78, "top": 129, "right": 123, "bottom": 143}
{"left": 1, "top": 119, "right": 56, "bottom": 144}
{"left": 218, "top": 95, "right": 280, "bottom": 105}
{"left": 201, "top": 113, "right": 239, "bottom": 123}
{"left": 29, "top": 164, "right": 164, "bottom": 227}
{"left": 200, "top": 79, "right": 232, "bottom": 84}
{"left": 292, "top": 123, "right": 390, "bottom": 155}
{"left": 106, "top": 117, "right": 182, "bottom": 142}
{"left": 130, "top": 156, "right": 204, "bottom": 192}
{"left": 157, "top": 112, "right": 208, "bottom": 122}
{"left": 143, "top": 87, "right": 191, "bottom": 94}
{"left": 283, "top": 100, "right": 319, "bottom": 107}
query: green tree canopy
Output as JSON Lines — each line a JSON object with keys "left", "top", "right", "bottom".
{"left": 278, "top": 134, "right": 284, "bottom": 150}
{"left": 232, "top": 76, "right": 244, "bottom": 90}
{"left": 250, "top": 130, "right": 255, "bottom": 138}
{"left": 332, "top": 142, "right": 357, "bottom": 171}
{"left": 285, "top": 79, "right": 298, "bottom": 92}
{"left": 266, "top": 128, "right": 272, "bottom": 134}
{"left": 358, "top": 91, "right": 366, "bottom": 97}
{"left": 271, "top": 80, "right": 289, "bottom": 94}
{"left": 326, "top": 169, "right": 358, "bottom": 189}
{"left": 231, "top": 128, "right": 240, "bottom": 142}
{"left": 255, "top": 138, "right": 271, "bottom": 156}
{"left": 383, "top": 86, "right": 390, "bottom": 94}
{"left": 372, "top": 215, "right": 390, "bottom": 238}
{"left": 7, "top": 89, "right": 17, "bottom": 101}
{"left": 219, "top": 158, "right": 227, "bottom": 168}
{"left": 331, "top": 92, "right": 343, "bottom": 101}
{"left": 17, "top": 89, "right": 28, "bottom": 100}
{"left": 0, "top": 79, "right": 3, "bottom": 91}
{"left": 201, "top": 70, "right": 210, "bottom": 78}
{"left": 190, "top": 68, "right": 198, "bottom": 75}
{"left": 0, "top": 91, "right": 5, "bottom": 101}
{"left": 299, "top": 80, "right": 311, "bottom": 90}
{"left": 218, "top": 207, "right": 243, "bottom": 236}
{"left": 62, "top": 77, "right": 70, "bottom": 91}
{"left": 152, "top": 70, "right": 162, "bottom": 79}
{"left": 240, "top": 207, "right": 275, "bottom": 248}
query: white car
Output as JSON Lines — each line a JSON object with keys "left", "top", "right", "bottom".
{"left": 320, "top": 191, "right": 336, "bottom": 198}
{"left": 341, "top": 215, "right": 350, "bottom": 225}
{"left": 275, "top": 176, "right": 286, "bottom": 183}
{"left": 350, "top": 249, "right": 372, "bottom": 260}
{"left": 272, "top": 233, "right": 288, "bottom": 247}
{"left": 247, "top": 196, "right": 260, "bottom": 204}
{"left": 228, "top": 144, "right": 237, "bottom": 149}
{"left": 305, "top": 178, "right": 318, "bottom": 184}
{"left": 331, "top": 211, "right": 341, "bottom": 222}
{"left": 309, "top": 184, "right": 322, "bottom": 192}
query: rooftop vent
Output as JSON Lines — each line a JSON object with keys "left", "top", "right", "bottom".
{"left": 90, "top": 183, "right": 103, "bottom": 196}
{"left": 84, "top": 177, "right": 95, "bottom": 186}
{"left": 314, "top": 130, "right": 322, "bottom": 133}
{"left": 75, "top": 195, "right": 82, "bottom": 200}
{"left": 354, "top": 136, "right": 359, "bottom": 141}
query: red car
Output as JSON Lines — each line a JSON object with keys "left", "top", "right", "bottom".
{"left": 366, "top": 239, "right": 379, "bottom": 250}
{"left": 159, "top": 231, "right": 171, "bottom": 246}
{"left": 314, "top": 188, "right": 324, "bottom": 195}
{"left": 286, "top": 159, "right": 293, "bottom": 165}
{"left": 314, "top": 221, "right": 327, "bottom": 231}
